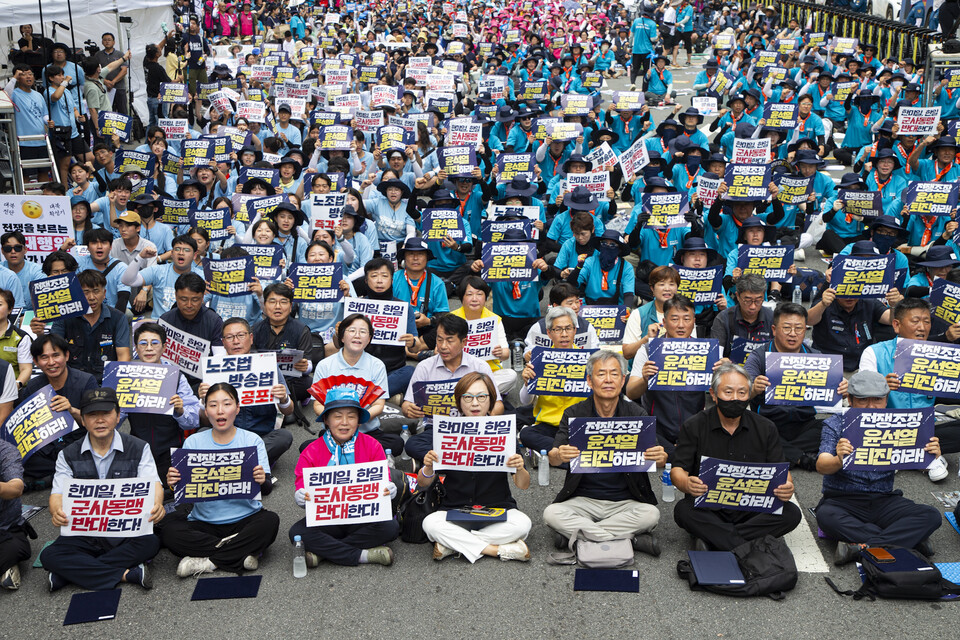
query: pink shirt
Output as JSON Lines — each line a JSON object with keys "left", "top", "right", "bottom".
{"left": 294, "top": 432, "right": 386, "bottom": 490}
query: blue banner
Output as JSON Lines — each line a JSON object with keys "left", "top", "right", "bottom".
{"left": 737, "top": 245, "right": 794, "bottom": 282}
{"left": 568, "top": 417, "right": 657, "bottom": 473}
{"left": 236, "top": 243, "right": 284, "bottom": 280}
{"left": 578, "top": 306, "right": 627, "bottom": 343}
{"left": 841, "top": 408, "right": 936, "bottom": 471}
{"left": 763, "top": 352, "right": 843, "bottom": 406}
{"left": 724, "top": 163, "right": 771, "bottom": 201}
{"left": 647, "top": 339, "right": 720, "bottom": 391}
{"left": 203, "top": 256, "right": 255, "bottom": 297}
{"left": 30, "top": 272, "right": 89, "bottom": 322}
{"left": 829, "top": 254, "right": 895, "bottom": 298}
{"left": 481, "top": 242, "right": 537, "bottom": 281}
{"left": 412, "top": 378, "right": 461, "bottom": 416}
{"left": 675, "top": 265, "right": 724, "bottom": 305}
{"left": 289, "top": 263, "right": 343, "bottom": 302}
{"left": 525, "top": 347, "right": 597, "bottom": 397}
{"left": 101, "top": 362, "right": 179, "bottom": 415}
{"left": 694, "top": 457, "right": 789, "bottom": 514}
{"left": 1, "top": 385, "right": 77, "bottom": 460}
{"left": 420, "top": 208, "right": 466, "bottom": 242}
{"left": 171, "top": 446, "right": 261, "bottom": 503}
{"left": 893, "top": 338, "right": 960, "bottom": 399}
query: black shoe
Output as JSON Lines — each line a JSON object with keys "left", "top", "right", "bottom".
{"left": 834, "top": 541, "right": 867, "bottom": 566}
{"left": 553, "top": 531, "right": 569, "bottom": 550}
{"left": 632, "top": 533, "right": 661, "bottom": 557}
{"left": 794, "top": 453, "right": 818, "bottom": 472}
{"left": 126, "top": 563, "right": 153, "bottom": 590}
{"left": 48, "top": 572, "right": 67, "bottom": 593}
{"left": 916, "top": 539, "right": 936, "bottom": 558}
{"left": 693, "top": 538, "right": 710, "bottom": 552}
{"left": 282, "top": 413, "right": 298, "bottom": 426}
{"left": 768, "top": 290, "right": 783, "bottom": 302}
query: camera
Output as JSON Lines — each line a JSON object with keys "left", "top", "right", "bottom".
{"left": 84, "top": 39, "right": 100, "bottom": 56}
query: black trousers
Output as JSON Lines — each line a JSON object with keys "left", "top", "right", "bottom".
{"left": 631, "top": 53, "right": 651, "bottom": 86}
{"left": 405, "top": 427, "right": 432, "bottom": 463}
{"left": 519, "top": 423, "right": 557, "bottom": 453}
{"left": 815, "top": 491, "right": 941, "bottom": 549}
{"left": 288, "top": 517, "right": 399, "bottom": 566}
{"left": 941, "top": 1, "right": 960, "bottom": 38}
{"left": 0, "top": 526, "right": 32, "bottom": 574}
{"left": 935, "top": 419, "right": 960, "bottom": 454}
{"left": 673, "top": 498, "right": 802, "bottom": 551}
{"left": 501, "top": 316, "right": 539, "bottom": 343}
{"left": 777, "top": 418, "right": 823, "bottom": 464}
{"left": 159, "top": 508, "right": 279, "bottom": 573}
{"left": 40, "top": 534, "right": 160, "bottom": 590}
{"left": 817, "top": 229, "right": 867, "bottom": 255}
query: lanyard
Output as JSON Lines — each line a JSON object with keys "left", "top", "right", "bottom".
{"left": 873, "top": 170, "right": 890, "bottom": 192}
{"left": 405, "top": 271, "right": 426, "bottom": 307}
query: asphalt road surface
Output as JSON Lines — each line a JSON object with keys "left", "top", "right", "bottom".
{"left": 5, "top": 57, "right": 958, "bottom": 639}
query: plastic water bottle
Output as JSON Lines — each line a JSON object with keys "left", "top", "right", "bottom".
{"left": 792, "top": 286, "right": 802, "bottom": 305}
{"left": 399, "top": 426, "right": 411, "bottom": 460}
{"left": 293, "top": 535, "right": 307, "bottom": 578}
{"left": 512, "top": 341, "right": 525, "bottom": 373}
{"left": 661, "top": 463, "right": 675, "bottom": 502}
{"left": 538, "top": 450, "right": 549, "bottom": 486}
{"left": 385, "top": 449, "right": 396, "bottom": 469}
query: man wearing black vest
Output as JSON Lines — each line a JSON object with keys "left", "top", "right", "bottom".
{"left": 51, "top": 269, "right": 131, "bottom": 382}
{"left": 20, "top": 334, "right": 97, "bottom": 489}
{"left": 39, "top": 388, "right": 164, "bottom": 591}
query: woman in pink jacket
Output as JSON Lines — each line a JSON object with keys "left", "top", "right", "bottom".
{"left": 288, "top": 387, "right": 400, "bottom": 568}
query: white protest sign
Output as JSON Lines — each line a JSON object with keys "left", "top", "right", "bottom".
{"left": 304, "top": 461, "right": 392, "bottom": 526}
{"left": 61, "top": 479, "right": 155, "bottom": 538}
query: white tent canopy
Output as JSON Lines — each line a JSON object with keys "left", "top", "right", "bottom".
{"left": 0, "top": 0, "right": 174, "bottom": 126}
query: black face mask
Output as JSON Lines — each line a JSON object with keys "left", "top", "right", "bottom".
{"left": 662, "top": 128, "right": 679, "bottom": 143}
{"left": 873, "top": 233, "right": 897, "bottom": 254}
{"left": 716, "top": 397, "right": 749, "bottom": 419}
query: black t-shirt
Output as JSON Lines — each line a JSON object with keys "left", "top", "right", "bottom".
{"left": 439, "top": 470, "right": 517, "bottom": 510}
{"left": 810, "top": 296, "right": 887, "bottom": 371}
{"left": 182, "top": 33, "right": 208, "bottom": 70}
{"left": 144, "top": 60, "right": 172, "bottom": 98}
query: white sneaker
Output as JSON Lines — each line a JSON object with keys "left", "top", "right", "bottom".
{"left": 176, "top": 556, "right": 217, "bottom": 578}
{"left": 928, "top": 456, "right": 949, "bottom": 482}
{"left": 794, "top": 248, "right": 805, "bottom": 262}
{"left": 432, "top": 541, "right": 456, "bottom": 561}
{"left": 497, "top": 540, "right": 531, "bottom": 562}
{"left": 1, "top": 565, "right": 20, "bottom": 590}
{"left": 629, "top": 83, "right": 636, "bottom": 91}
{"left": 242, "top": 555, "right": 259, "bottom": 571}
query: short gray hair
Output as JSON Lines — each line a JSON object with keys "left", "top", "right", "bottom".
{"left": 545, "top": 305, "right": 578, "bottom": 330}
{"left": 710, "top": 362, "right": 752, "bottom": 394}
{"left": 586, "top": 350, "right": 628, "bottom": 378}
{"left": 736, "top": 273, "right": 767, "bottom": 295}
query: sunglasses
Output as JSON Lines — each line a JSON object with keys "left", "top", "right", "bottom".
{"left": 2, "top": 244, "right": 24, "bottom": 253}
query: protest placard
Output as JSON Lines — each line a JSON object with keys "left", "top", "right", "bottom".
{"left": 731, "top": 337, "right": 767, "bottom": 366}
{"left": 438, "top": 146, "right": 478, "bottom": 177}
{"left": 762, "top": 102, "right": 798, "bottom": 130}
{"left": 159, "top": 82, "right": 189, "bottom": 104}
{"left": 561, "top": 93, "right": 593, "bottom": 116}
{"left": 481, "top": 219, "right": 533, "bottom": 244}
{"left": 277, "top": 349, "right": 305, "bottom": 377}
{"left": 97, "top": 111, "right": 131, "bottom": 141}
{"left": 546, "top": 121, "right": 583, "bottom": 142}
{"left": 732, "top": 137, "right": 771, "bottom": 164}
{"left": 584, "top": 143, "right": 616, "bottom": 170}
{"left": 829, "top": 254, "right": 895, "bottom": 298}
{"left": 495, "top": 153, "right": 535, "bottom": 183}
{"left": 30, "top": 272, "right": 89, "bottom": 322}
{"left": 611, "top": 91, "right": 645, "bottom": 111}
{"left": 568, "top": 417, "right": 657, "bottom": 473}
{"left": 342, "top": 297, "right": 408, "bottom": 346}
{"left": 433, "top": 415, "right": 516, "bottom": 472}
{"left": 841, "top": 408, "right": 936, "bottom": 471}
{"left": 158, "top": 319, "right": 210, "bottom": 377}
{"left": 447, "top": 118, "right": 482, "bottom": 146}
{"left": 102, "top": 362, "right": 178, "bottom": 415}
{"left": 839, "top": 190, "right": 883, "bottom": 218}
{"left": 525, "top": 347, "right": 596, "bottom": 397}
{"left": 61, "top": 479, "right": 155, "bottom": 537}
{"left": 903, "top": 181, "right": 959, "bottom": 217}
{"left": 189, "top": 208, "right": 232, "bottom": 242}
{"left": 171, "top": 447, "right": 261, "bottom": 503}
{"left": 694, "top": 457, "right": 789, "bottom": 514}
{"left": 647, "top": 338, "right": 721, "bottom": 391}
{"left": 412, "top": 378, "right": 460, "bottom": 416}
{"left": 463, "top": 317, "right": 497, "bottom": 359}
{"left": 564, "top": 172, "right": 610, "bottom": 201}
{"left": 754, "top": 51, "right": 781, "bottom": 67}
{"left": 371, "top": 85, "right": 401, "bottom": 108}
{"left": 204, "top": 256, "right": 255, "bottom": 297}
{"left": 675, "top": 265, "right": 724, "bottom": 305}
{"left": 289, "top": 263, "right": 343, "bottom": 302}
{"left": 481, "top": 242, "right": 537, "bottom": 281}
{"left": 763, "top": 352, "right": 842, "bottom": 406}
{"left": 641, "top": 192, "right": 689, "bottom": 228}
{"left": 235, "top": 243, "right": 284, "bottom": 280}
{"left": 114, "top": 150, "right": 155, "bottom": 176}
{"left": 304, "top": 461, "right": 391, "bottom": 526}
{"left": 893, "top": 339, "right": 960, "bottom": 399}
{"left": 202, "top": 352, "right": 279, "bottom": 407}
{"left": 931, "top": 278, "right": 960, "bottom": 326}
{"left": 692, "top": 96, "right": 717, "bottom": 116}
{"left": 830, "top": 36, "right": 858, "bottom": 54}
{"left": 310, "top": 192, "right": 346, "bottom": 230}
{"left": 1, "top": 385, "right": 76, "bottom": 460}
{"left": 375, "top": 124, "right": 415, "bottom": 152}
{"left": 697, "top": 175, "right": 721, "bottom": 207}
{"left": 161, "top": 197, "right": 194, "bottom": 226}
{"left": 0, "top": 195, "right": 71, "bottom": 265}
{"left": 737, "top": 245, "right": 794, "bottom": 282}
{"left": 317, "top": 124, "right": 354, "bottom": 150}
{"left": 897, "top": 106, "right": 941, "bottom": 136}
{"left": 724, "top": 163, "right": 771, "bottom": 201}
{"left": 158, "top": 117, "right": 190, "bottom": 141}
{"left": 578, "top": 306, "right": 627, "bottom": 343}
{"left": 517, "top": 81, "right": 550, "bottom": 101}
{"left": 769, "top": 175, "right": 811, "bottom": 206}
{"left": 421, "top": 208, "right": 466, "bottom": 242}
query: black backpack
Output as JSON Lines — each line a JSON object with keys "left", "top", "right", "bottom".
{"left": 677, "top": 535, "right": 798, "bottom": 600}
{"left": 826, "top": 546, "right": 960, "bottom": 601}
{"left": 397, "top": 479, "right": 445, "bottom": 544}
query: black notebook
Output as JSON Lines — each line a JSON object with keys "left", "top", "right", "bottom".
{"left": 191, "top": 575, "right": 262, "bottom": 601}
{"left": 687, "top": 551, "right": 745, "bottom": 585}
{"left": 573, "top": 569, "right": 640, "bottom": 593}
{"left": 64, "top": 590, "right": 121, "bottom": 625}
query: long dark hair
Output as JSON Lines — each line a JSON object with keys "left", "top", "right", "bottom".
{"left": 205, "top": 382, "right": 239, "bottom": 406}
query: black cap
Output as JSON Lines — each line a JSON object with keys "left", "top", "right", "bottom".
{"left": 81, "top": 388, "right": 119, "bottom": 415}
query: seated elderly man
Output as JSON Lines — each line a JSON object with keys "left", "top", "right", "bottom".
{"left": 544, "top": 351, "right": 667, "bottom": 555}
{"left": 671, "top": 363, "right": 802, "bottom": 551}
{"left": 519, "top": 306, "right": 590, "bottom": 457}
{"left": 815, "top": 370, "right": 942, "bottom": 565}
{"left": 40, "top": 388, "right": 164, "bottom": 591}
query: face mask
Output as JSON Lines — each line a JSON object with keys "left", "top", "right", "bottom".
{"left": 662, "top": 128, "right": 678, "bottom": 143}
{"left": 599, "top": 243, "right": 619, "bottom": 271}
{"left": 716, "top": 397, "right": 749, "bottom": 419}
{"left": 643, "top": 165, "right": 661, "bottom": 180}
{"left": 873, "top": 234, "right": 897, "bottom": 254}
{"left": 891, "top": 80, "right": 903, "bottom": 90}
{"left": 685, "top": 155, "right": 701, "bottom": 170}
{"left": 858, "top": 102, "right": 872, "bottom": 116}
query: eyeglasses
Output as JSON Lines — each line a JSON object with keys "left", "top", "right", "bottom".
{"left": 739, "top": 296, "right": 764, "bottom": 306}
{"left": 344, "top": 328, "right": 370, "bottom": 336}
{"left": 137, "top": 339, "right": 162, "bottom": 347}
{"left": 224, "top": 332, "right": 250, "bottom": 342}
{"left": 2, "top": 244, "right": 24, "bottom": 253}
{"left": 549, "top": 325, "right": 575, "bottom": 334}
{"left": 461, "top": 393, "right": 490, "bottom": 403}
